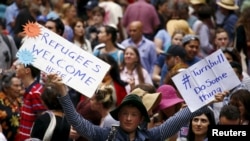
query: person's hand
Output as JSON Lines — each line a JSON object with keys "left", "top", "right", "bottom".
{"left": 69, "top": 126, "right": 80, "bottom": 140}
{"left": 127, "top": 77, "right": 135, "bottom": 89}
{"left": 46, "top": 73, "right": 67, "bottom": 96}
{"left": 213, "top": 91, "right": 228, "bottom": 103}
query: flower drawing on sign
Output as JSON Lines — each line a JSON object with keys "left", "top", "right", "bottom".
{"left": 16, "top": 49, "right": 36, "bottom": 66}
{"left": 23, "top": 21, "right": 41, "bottom": 38}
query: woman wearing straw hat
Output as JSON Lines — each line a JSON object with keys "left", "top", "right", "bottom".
{"left": 216, "top": 0, "right": 239, "bottom": 43}
{"left": 48, "top": 73, "right": 227, "bottom": 141}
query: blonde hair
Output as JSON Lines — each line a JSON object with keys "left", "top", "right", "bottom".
{"left": 167, "top": 19, "right": 194, "bottom": 37}
{"left": 95, "top": 84, "right": 114, "bottom": 109}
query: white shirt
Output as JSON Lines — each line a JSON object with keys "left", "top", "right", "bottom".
{"left": 120, "top": 67, "right": 153, "bottom": 94}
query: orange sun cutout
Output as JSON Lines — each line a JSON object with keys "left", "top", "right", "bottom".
{"left": 23, "top": 21, "right": 41, "bottom": 38}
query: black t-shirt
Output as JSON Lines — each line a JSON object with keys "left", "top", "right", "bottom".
{"left": 31, "top": 112, "right": 70, "bottom": 141}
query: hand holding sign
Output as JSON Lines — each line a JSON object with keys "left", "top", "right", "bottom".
{"left": 16, "top": 22, "right": 111, "bottom": 98}
{"left": 172, "top": 50, "right": 241, "bottom": 112}
{"left": 46, "top": 73, "right": 67, "bottom": 96}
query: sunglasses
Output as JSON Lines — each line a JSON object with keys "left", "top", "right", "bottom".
{"left": 220, "top": 47, "right": 235, "bottom": 52}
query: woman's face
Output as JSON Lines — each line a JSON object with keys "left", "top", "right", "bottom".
{"left": 66, "top": 6, "right": 77, "bottom": 19}
{"left": 5, "top": 77, "right": 22, "bottom": 98}
{"left": 192, "top": 114, "right": 210, "bottom": 136}
{"left": 229, "top": 99, "right": 245, "bottom": 120}
{"left": 172, "top": 33, "right": 183, "bottom": 46}
{"left": 223, "top": 52, "right": 233, "bottom": 62}
{"left": 98, "top": 27, "right": 109, "bottom": 43}
{"left": 93, "top": 13, "right": 104, "bottom": 25}
{"left": 162, "top": 105, "right": 176, "bottom": 118}
{"left": 74, "top": 21, "right": 85, "bottom": 37}
{"left": 124, "top": 48, "right": 138, "bottom": 65}
{"left": 184, "top": 40, "right": 200, "bottom": 60}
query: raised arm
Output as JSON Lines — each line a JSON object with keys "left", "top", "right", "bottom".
{"left": 47, "top": 74, "right": 109, "bottom": 140}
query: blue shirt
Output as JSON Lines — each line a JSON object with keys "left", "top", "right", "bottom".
{"left": 154, "top": 29, "right": 171, "bottom": 51}
{"left": 4, "top": 2, "right": 19, "bottom": 36}
{"left": 93, "top": 48, "right": 124, "bottom": 65}
{"left": 121, "top": 36, "right": 157, "bottom": 74}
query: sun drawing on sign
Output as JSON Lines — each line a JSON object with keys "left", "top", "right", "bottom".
{"left": 16, "top": 49, "right": 36, "bottom": 66}
{"left": 23, "top": 21, "right": 41, "bottom": 38}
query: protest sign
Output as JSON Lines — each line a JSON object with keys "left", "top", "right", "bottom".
{"left": 16, "top": 22, "right": 110, "bottom": 98}
{"left": 172, "top": 49, "right": 241, "bottom": 112}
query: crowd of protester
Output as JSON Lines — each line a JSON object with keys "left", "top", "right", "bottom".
{"left": 0, "top": 0, "right": 250, "bottom": 141}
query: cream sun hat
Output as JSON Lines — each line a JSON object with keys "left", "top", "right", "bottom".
{"left": 216, "top": 0, "right": 239, "bottom": 10}
{"left": 190, "top": 0, "right": 206, "bottom": 5}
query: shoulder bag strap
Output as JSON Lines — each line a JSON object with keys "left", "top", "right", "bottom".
{"left": 43, "top": 111, "right": 57, "bottom": 141}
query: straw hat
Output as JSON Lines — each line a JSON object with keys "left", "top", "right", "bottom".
{"left": 217, "top": 0, "right": 239, "bottom": 10}
{"left": 190, "top": 0, "right": 206, "bottom": 5}
{"left": 166, "top": 19, "right": 194, "bottom": 37}
{"left": 130, "top": 88, "right": 161, "bottom": 112}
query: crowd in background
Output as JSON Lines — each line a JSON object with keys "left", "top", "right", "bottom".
{"left": 0, "top": 0, "right": 250, "bottom": 141}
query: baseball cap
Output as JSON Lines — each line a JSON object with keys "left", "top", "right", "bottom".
{"left": 164, "top": 45, "right": 187, "bottom": 59}
{"left": 85, "top": 0, "right": 98, "bottom": 10}
{"left": 182, "top": 34, "right": 200, "bottom": 45}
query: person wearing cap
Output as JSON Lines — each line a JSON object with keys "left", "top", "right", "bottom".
{"left": 189, "top": 0, "right": 207, "bottom": 17}
{"left": 85, "top": 0, "right": 99, "bottom": 27}
{"left": 182, "top": 34, "right": 201, "bottom": 65}
{"left": 159, "top": 34, "right": 201, "bottom": 86}
{"left": 216, "top": 0, "right": 239, "bottom": 43}
{"left": 163, "top": 45, "right": 189, "bottom": 92}
{"left": 153, "top": 30, "right": 185, "bottom": 86}
{"left": 48, "top": 73, "right": 225, "bottom": 141}
{"left": 159, "top": 44, "right": 189, "bottom": 86}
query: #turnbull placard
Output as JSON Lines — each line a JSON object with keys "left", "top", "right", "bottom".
{"left": 172, "top": 49, "right": 241, "bottom": 112}
{"left": 16, "top": 22, "right": 110, "bottom": 98}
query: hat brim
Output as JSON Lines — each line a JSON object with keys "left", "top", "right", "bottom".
{"left": 190, "top": 1, "right": 205, "bottom": 5}
{"left": 217, "top": 2, "right": 239, "bottom": 10}
{"left": 156, "top": 98, "right": 184, "bottom": 111}
{"left": 110, "top": 100, "right": 150, "bottom": 122}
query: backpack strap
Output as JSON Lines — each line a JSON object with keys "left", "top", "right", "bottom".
{"left": 106, "top": 125, "right": 119, "bottom": 141}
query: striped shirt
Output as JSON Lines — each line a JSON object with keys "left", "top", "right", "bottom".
{"left": 59, "top": 94, "right": 211, "bottom": 141}
{"left": 18, "top": 81, "right": 46, "bottom": 141}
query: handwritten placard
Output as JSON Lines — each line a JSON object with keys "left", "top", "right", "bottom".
{"left": 172, "top": 49, "right": 241, "bottom": 112}
{"left": 17, "top": 22, "right": 110, "bottom": 98}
